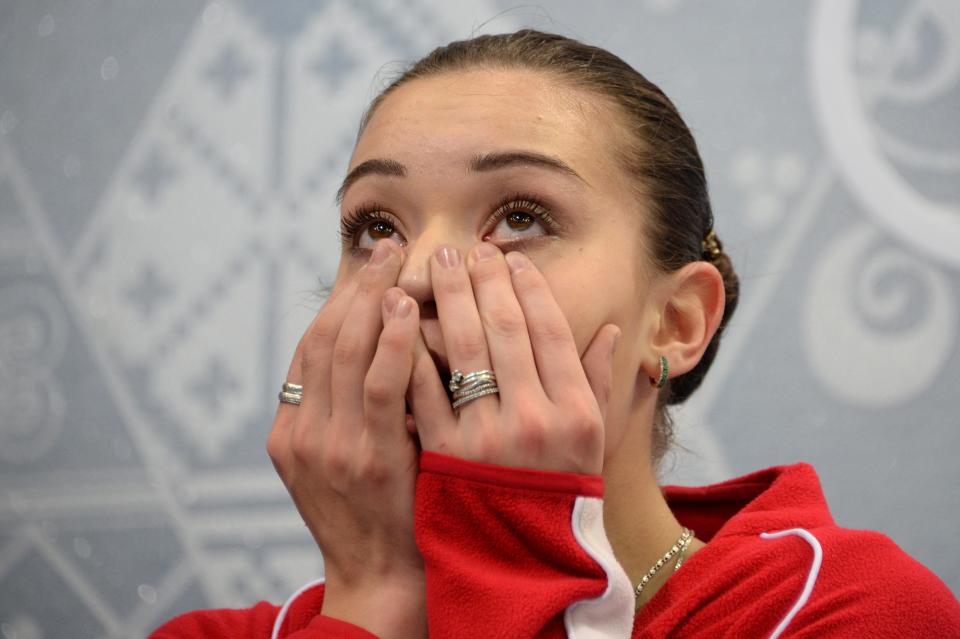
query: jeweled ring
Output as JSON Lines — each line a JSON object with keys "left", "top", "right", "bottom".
{"left": 278, "top": 381, "right": 303, "bottom": 405}
{"left": 448, "top": 369, "right": 499, "bottom": 410}
{"left": 448, "top": 369, "right": 496, "bottom": 393}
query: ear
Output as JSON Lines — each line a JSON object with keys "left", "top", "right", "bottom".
{"left": 643, "top": 262, "right": 725, "bottom": 383}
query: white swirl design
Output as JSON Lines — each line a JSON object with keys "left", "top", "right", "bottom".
{"left": 0, "top": 285, "right": 67, "bottom": 463}
{"left": 803, "top": 223, "right": 956, "bottom": 406}
{"left": 809, "top": 0, "right": 960, "bottom": 269}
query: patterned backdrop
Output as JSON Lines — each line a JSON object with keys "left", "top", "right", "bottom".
{"left": 1, "top": 1, "right": 957, "bottom": 637}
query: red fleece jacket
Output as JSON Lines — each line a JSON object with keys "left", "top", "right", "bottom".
{"left": 151, "top": 453, "right": 960, "bottom": 638}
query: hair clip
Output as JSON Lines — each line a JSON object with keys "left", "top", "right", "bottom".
{"left": 702, "top": 229, "right": 722, "bottom": 260}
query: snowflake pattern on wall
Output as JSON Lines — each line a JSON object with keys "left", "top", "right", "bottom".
{"left": 0, "top": 2, "right": 512, "bottom": 636}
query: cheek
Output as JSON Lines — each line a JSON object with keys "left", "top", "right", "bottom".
{"left": 538, "top": 254, "right": 649, "bottom": 395}
{"left": 525, "top": 224, "right": 649, "bottom": 341}
{"left": 540, "top": 265, "right": 615, "bottom": 355}
{"left": 538, "top": 265, "right": 600, "bottom": 355}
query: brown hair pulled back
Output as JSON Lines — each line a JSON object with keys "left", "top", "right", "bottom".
{"left": 359, "top": 30, "right": 739, "bottom": 459}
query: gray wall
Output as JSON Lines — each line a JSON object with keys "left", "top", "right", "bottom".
{"left": 1, "top": 1, "right": 958, "bottom": 637}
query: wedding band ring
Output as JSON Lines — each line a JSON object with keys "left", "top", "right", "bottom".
{"left": 451, "top": 386, "right": 500, "bottom": 410}
{"left": 279, "top": 381, "right": 303, "bottom": 405}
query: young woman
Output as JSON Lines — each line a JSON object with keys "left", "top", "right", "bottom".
{"left": 152, "top": 30, "right": 959, "bottom": 638}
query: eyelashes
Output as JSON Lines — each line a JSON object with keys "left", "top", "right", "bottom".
{"left": 339, "top": 192, "right": 561, "bottom": 251}
{"left": 338, "top": 204, "right": 395, "bottom": 248}
{"left": 486, "top": 194, "right": 558, "bottom": 236}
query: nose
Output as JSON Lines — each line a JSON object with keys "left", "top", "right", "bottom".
{"left": 396, "top": 223, "right": 473, "bottom": 317}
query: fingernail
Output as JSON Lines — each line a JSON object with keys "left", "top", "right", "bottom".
{"left": 370, "top": 241, "right": 392, "bottom": 265}
{"left": 611, "top": 330, "right": 621, "bottom": 357}
{"left": 395, "top": 297, "right": 413, "bottom": 318}
{"left": 435, "top": 246, "right": 461, "bottom": 269}
{"left": 473, "top": 242, "right": 498, "bottom": 261}
{"left": 505, "top": 251, "right": 528, "bottom": 273}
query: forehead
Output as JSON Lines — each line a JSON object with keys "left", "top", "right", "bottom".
{"left": 352, "top": 69, "right": 627, "bottom": 185}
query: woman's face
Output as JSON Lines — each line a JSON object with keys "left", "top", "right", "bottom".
{"left": 336, "top": 69, "right": 658, "bottom": 447}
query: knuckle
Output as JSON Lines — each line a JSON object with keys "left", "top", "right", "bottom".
{"left": 475, "top": 431, "right": 503, "bottom": 461}
{"left": 363, "top": 375, "right": 395, "bottom": 407}
{"left": 379, "top": 324, "right": 411, "bottom": 354}
{"left": 510, "top": 268, "right": 548, "bottom": 300}
{"left": 290, "top": 427, "right": 320, "bottom": 467}
{"left": 306, "top": 315, "right": 338, "bottom": 347}
{"left": 512, "top": 404, "right": 548, "bottom": 449}
{"left": 354, "top": 277, "right": 375, "bottom": 298}
{"left": 435, "top": 273, "right": 468, "bottom": 296}
{"left": 300, "top": 324, "right": 335, "bottom": 373}
{"left": 517, "top": 421, "right": 547, "bottom": 454}
{"left": 320, "top": 445, "right": 351, "bottom": 478}
{"left": 356, "top": 450, "right": 391, "bottom": 486}
{"left": 536, "top": 319, "right": 572, "bottom": 345}
{"left": 299, "top": 349, "right": 320, "bottom": 377}
{"left": 357, "top": 261, "right": 391, "bottom": 292}
{"left": 409, "top": 364, "right": 435, "bottom": 396}
{"left": 512, "top": 400, "right": 541, "bottom": 429}
{"left": 451, "top": 332, "right": 487, "bottom": 362}
{"left": 266, "top": 429, "right": 288, "bottom": 467}
{"left": 469, "top": 261, "right": 502, "bottom": 285}
{"left": 568, "top": 417, "right": 598, "bottom": 445}
{"left": 511, "top": 267, "right": 539, "bottom": 289}
{"left": 565, "top": 401, "right": 602, "bottom": 443}
{"left": 332, "top": 336, "right": 363, "bottom": 367}
{"left": 570, "top": 395, "right": 601, "bottom": 421}
{"left": 481, "top": 305, "right": 525, "bottom": 337}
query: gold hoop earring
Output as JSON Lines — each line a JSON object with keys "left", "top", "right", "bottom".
{"left": 650, "top": 355, "right": 668, "bottom": 389}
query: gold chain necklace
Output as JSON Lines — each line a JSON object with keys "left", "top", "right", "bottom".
{"left": 634, "top": 527, "right": 694, "bottom": 604}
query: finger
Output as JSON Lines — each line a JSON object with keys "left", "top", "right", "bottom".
{"left": 291, "top": 273, "right": 362, "bottom": 420}
{"left": 466, "top": 243, "right": 540, "bottom": 403}
{"left": 430, "top": 246, "right": 496, "bottom": 416}
{"left": 504, "top": 251, "right": 589, "bottom": 401}
{"left": 328, "top": 240, "right": 403, "bottom": 422}
{"left": 407, "top": 330, "right": 456, "bottom": 451}
{"left": 274, "top": 276, "right": 360, "bottom": 429}
{"left": 363, "top": 289, "right": 419, "bottom": 445}
{"left": 267, "top": 336, "right": 305, "bottom": 480}
{"left": 379, "top": 288, "right": 423, "bottom": 436}
{"left": 269, "top": 277, "right": 359, "bottom": 476}
{"left": 580, "top": 324, "right": 621, "bottom": 423}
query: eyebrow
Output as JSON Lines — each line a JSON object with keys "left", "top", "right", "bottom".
{"left": 336, "top": 150, "right": 585, "bottom": 203}
{"left": 336, "top": 158, "right": 406, "bottom": 203}
{"left": 469, "top": 151, "right": 585, "bottom": 183}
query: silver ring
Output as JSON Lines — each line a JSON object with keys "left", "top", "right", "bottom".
{"left": 448, "top": 369, "right": 496, "bottom": 393}
{"left": 448, "top": 369, "right": 499, "bottom": 410}
{"left": 279, "top": 381, "right": 303, "bottom": 405}
{"left": 279, "top": 391, "right": 302, "bottom": 405}
{"left": 451, "top": 386, "right": 500, "bottom": 410}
